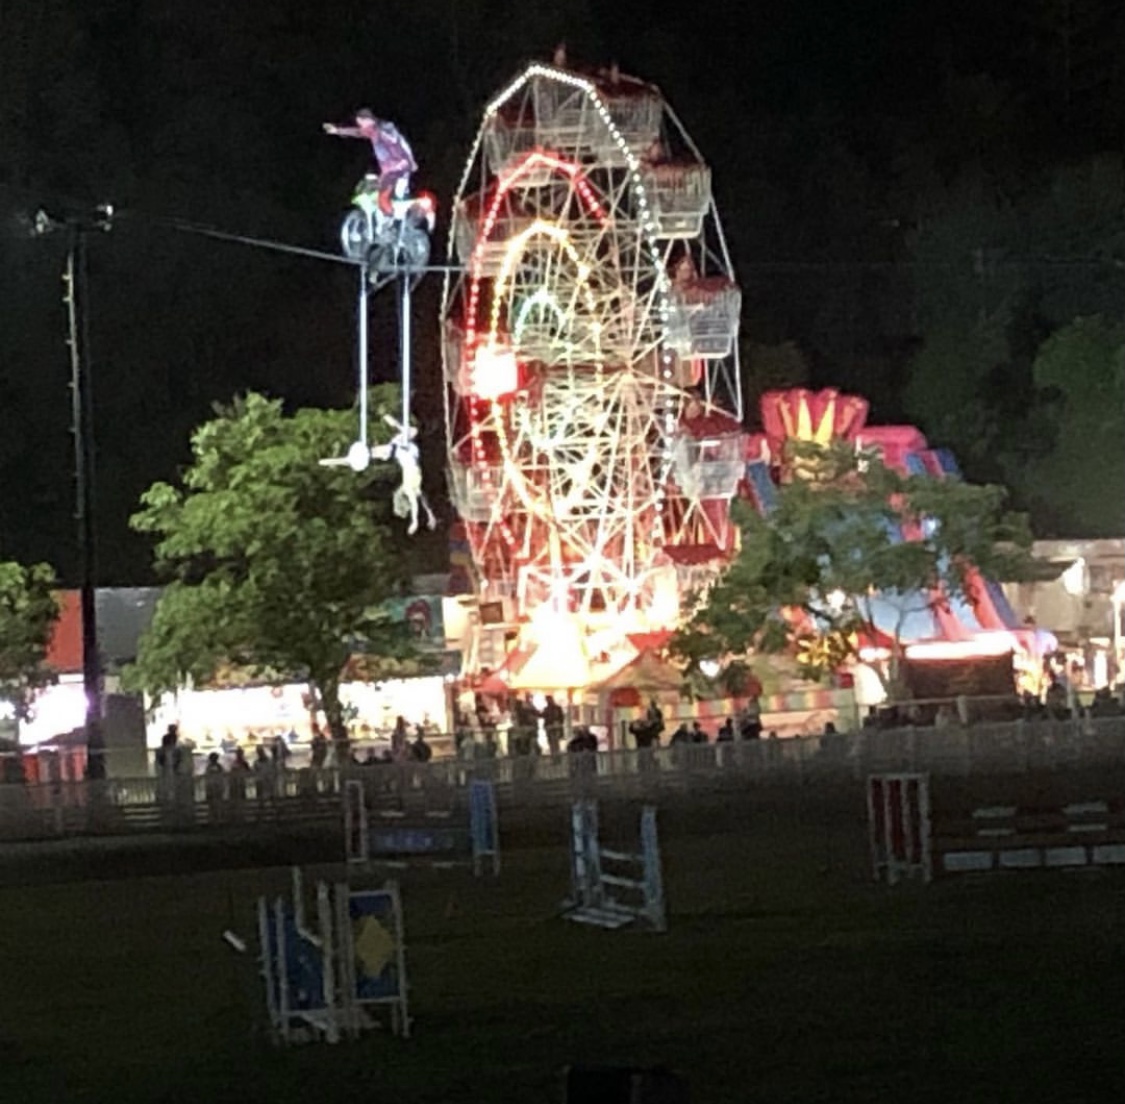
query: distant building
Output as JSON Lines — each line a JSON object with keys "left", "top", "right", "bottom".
{"left": 1002, "top": 539, "right": 1125, "bottom": 687}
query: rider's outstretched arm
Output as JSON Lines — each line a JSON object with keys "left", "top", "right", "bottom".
{"left": 323, "top": 124, "right": 366, "bottom": 138}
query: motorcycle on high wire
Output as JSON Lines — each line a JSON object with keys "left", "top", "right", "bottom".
{"left": 339, "top": 173, "right": 436, "bottom": 275}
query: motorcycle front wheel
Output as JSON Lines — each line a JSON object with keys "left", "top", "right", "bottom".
{"left": 340, "top": 210, "right": 372, "bottom": 260}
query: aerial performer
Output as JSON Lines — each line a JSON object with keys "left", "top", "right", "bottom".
{"left": 323, "top": 108, "right": 417, "bottom": 216}
{"left": 372, "top": 413, "right": 436, "bottom": 536}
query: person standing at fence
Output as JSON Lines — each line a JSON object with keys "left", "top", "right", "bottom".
{"left": 509, "top": 696, "right": 538, "bottom": 783}
{"left": 509, "top": 698, "right": 534, "bottom": 757}
{"left": 543, "top": 695, "right": 565, "bottom": 757}
{"left": 819, "top": 721, "right": 846, "bottom": 761}
{"left": 669, "top": 723, "right": 691, "bottom": 745}
{"left": 716, "top": 717, "right": 734, "bottom": 742}
{"left": 629, "top": 698, "right": 662, "bottom": 776}
{"left": 309, "top": 724, "right": 329, "bottom": 771}
{"left": 227, "top": 747, "right": 251, "bottom": 814}
{"left": 567, "top": 725, "right": 598, "bottom": 787}
{"left": 204, "top": 753, "right": 226, "bottom": 820}
{"left": 391, "top": 715, "right": 410, "bottom": 760}
{"left": 408, "top": 730, "right": 433, "bottom": 763}
{"left": 453, "top": 708, "right": 475, "bottom": 756}
{"left": 155, "top": 724, "right": 181, "bottom": 780}
{"left": 738, "top": 700, "right": 762, "bottom": 741}
{"left": 271, "top": 732, "right": 291, "bottom": 769}
{"left": 254, "top": 744, "right": 274, "bottom": 807}
{"left": 526, "top": 696, "right": 545, "bottom": 751}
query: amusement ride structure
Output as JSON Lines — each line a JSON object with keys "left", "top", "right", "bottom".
{"left": 442, "top": 60, "right": 744, "bottom": 668}
{"left": 311, "top": 57, "right": 1036, "bottom": 690}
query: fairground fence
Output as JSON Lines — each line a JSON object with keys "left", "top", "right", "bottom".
{"left": 1, "top": 716, "right": 1124, "bottom": 844}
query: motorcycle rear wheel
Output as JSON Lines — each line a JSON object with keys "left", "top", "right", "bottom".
{"left": 398, "top": 226, "right": 431, "bottom": 273}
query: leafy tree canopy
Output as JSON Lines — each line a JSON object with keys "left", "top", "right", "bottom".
{"left": 1022, "top": 315, "right": 1125, "bottom": 535}
{"left": 0, "top": 560, "right": 61, "bottom": 720}
{"left": 901, "top": 156, "right": 1125, "bottom": 527}
{"left": 126, "top": 387, "right": 417, "bottom": 739}
{"left": 673, "top": 442, "right": 1032, "bottom": 692}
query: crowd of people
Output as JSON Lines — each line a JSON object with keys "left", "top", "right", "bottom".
{"left": 155, "top": 714, "right": 439, "bottom": 789}
{"left": 629, "top": 698, "right": 768, "bottom": 748}
{"left": 452, "top": 692, "right": 571, "bottom": 759}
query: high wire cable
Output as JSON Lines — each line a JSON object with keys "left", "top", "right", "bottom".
{"left": 122, "top": 209, "right": 466, "bottom": 275}
{"left": 0, "top": 183, "right": 464, "bottom": 274}
{"left": 2, "top": 182, "right": 1119, "bottom": 271}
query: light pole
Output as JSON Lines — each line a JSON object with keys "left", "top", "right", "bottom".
{"left": 35, "top": 203, "right": 114, "bottom": 778}
{"left": 1112, "top": 579, "right": 1125, "bottom": 684}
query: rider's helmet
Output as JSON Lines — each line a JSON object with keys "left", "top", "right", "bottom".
{"left": 355, "top": 108, "right": 377, "bottom": 127}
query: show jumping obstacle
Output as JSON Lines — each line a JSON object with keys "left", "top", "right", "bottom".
{"left": 343, "top": 777, "right": 500, "bottom": 876}
{"left": 868, "top": 773, "right": 1125, "bottom": 883}
{"left": 563, "top": 799, "right": 667, "bottom": 931}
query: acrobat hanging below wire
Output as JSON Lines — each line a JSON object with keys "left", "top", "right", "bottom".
{"left": 370, "top": 413, "right": 436, "bottom": 536}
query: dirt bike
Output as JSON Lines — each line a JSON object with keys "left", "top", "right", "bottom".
{"left": 339, "top": 175, "right": 435, "bottom": 274}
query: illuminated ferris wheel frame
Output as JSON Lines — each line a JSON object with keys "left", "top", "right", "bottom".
{"left": 441, "top": 63, "right": 743, "bottom": 633}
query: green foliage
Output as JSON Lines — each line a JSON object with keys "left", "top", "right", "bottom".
{"left": 1022, "top": 315, "right": 1125, "bottom": 534}
{"left": 902, "top": 156, "right": 1125, "bottom": 526}
{"left": 673, "top": 443, "right": 1033, "bottom": 691}
{"left": 0, "top": 561, "right": 61, "bottom": 719}
{"left": 126, "top": 389, "right": 415, "bottom": 733}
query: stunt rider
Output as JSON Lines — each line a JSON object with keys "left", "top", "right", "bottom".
{"left": 323, "top": 108, "right": 417, "bottom": 217}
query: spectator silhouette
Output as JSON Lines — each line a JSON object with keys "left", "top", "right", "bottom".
{"left": 409, "top": 731, "right": 433, "bottom": 763}
{"left": 543, "top": 695, "right": 565, "bottom": 757}
{"left": 204, "top": 752, "right": 225, "bottom": 818}
{"left": 669, "top": 723, "right": 691, "bottom": 745}
{"left": 309, "top": 725, "right": 329, "bottom": 770}
{"left": 391, "top": 716, "right": 410, "bottom": 760}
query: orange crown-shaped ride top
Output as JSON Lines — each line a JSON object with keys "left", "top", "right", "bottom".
{"left": 759, "top": 388, "right": 870, "bottom": 454}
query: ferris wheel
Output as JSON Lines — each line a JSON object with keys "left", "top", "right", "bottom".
{"left": 442, "top": 60, "right": 744, "bottom": 650}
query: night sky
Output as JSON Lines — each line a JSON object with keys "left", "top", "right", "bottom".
{"left": 1, "top": 0, "right": 1122, "bottom": 585}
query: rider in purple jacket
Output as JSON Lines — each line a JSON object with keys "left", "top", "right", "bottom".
{"left": 323, "top": 108, "right": 417, "bottom": 215}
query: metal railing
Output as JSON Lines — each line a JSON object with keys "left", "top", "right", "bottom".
{"left": 1, "top": 716, "right": 1123, "bottom": 844}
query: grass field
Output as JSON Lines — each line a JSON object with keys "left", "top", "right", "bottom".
{"left": 1, "top": 782, "right": 1123, "bottom": 1103}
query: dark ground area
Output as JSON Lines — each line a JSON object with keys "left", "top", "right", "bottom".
{"left": 1, "top": 778, "right": 1123, "bottom": 1103}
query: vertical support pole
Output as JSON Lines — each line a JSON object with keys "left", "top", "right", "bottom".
{"left": 882, "top": 774, "right": 897, "bottom": 885}
{"left": 469, "top": 778, "right": 500, "bottom": 876}
{"left": 568, "top": 801, "right": 586, "bottom": 907}
{"left": 273, "top": 897, "right": 290, "bottom": 1045}
{"left": 569, "top": 800, "right": 602, "bottom": 911}
{"left": 640, "top": 805, "right": 666, "bottom": 932}
{"left": 916, "top": 775, "right": 933, "bottom": 883}
{"left": 358, "top": 264, "right": 370, "bottom": 449}
{"left": 64, "top": 229, "right": 104, "bottom": 778}
{"left": 344, "top": 779, "right": 369, "bottom": 864}
{"left": 291, "top": 866, "right": 307, "bottom": 936}
{"left": 583, "top": 800, "right": 603, "bottom": 910}
{"left": 866, "top": 775, "right": 884, "bottom": 881}
{"left": 399, "top": 274, "right": 412, "bottom": 432}
{"left": 390, "top": 881, "right": 411, "bottom": 1038}
{"left": 317, "top": 882, "right": 340, "bottom": 1044}
{"left": 257, "top": 897, "right": 279, "bottom": 1038}
{"left": 333, "top": 883, "right": 360, "bottom": 1040}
